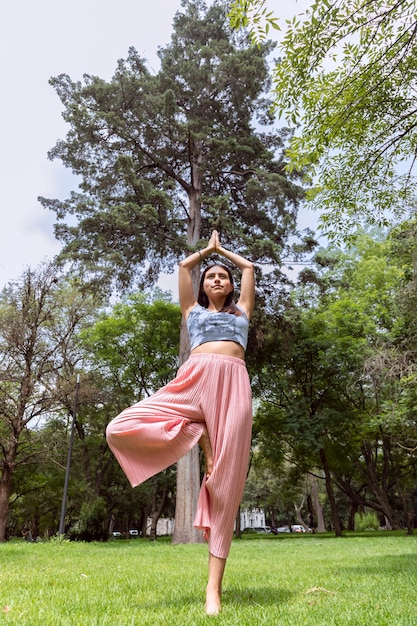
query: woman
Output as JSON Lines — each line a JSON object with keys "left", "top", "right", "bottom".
{"left": 106, "top": 230, "right": 255, "bottom": 615}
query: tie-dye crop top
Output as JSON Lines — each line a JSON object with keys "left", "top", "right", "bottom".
{"left": 186, "top": 304, "right": 249, "bottom": 351}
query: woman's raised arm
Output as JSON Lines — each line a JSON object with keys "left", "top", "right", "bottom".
{"left": 178, "top": 231, "right": 217, "bottom": 318}
{"left": 216, "top": 249, "right": 255, "bottom": 319}
{"left": 178, "top": 231, "right": 255, "bottom": 319}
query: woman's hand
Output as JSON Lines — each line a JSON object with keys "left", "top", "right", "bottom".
{"left": 179, "top": 230, "right": 220, "bottom": 317}
{"left": 209, "top": 231, "right": 255, "bottom": 319}
{"left": 208, "top": 230, "right": 220, "bottom": 252}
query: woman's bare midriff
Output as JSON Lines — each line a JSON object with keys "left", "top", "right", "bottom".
{"left": 191, "top": 340, "right": 245, "bottom": 360}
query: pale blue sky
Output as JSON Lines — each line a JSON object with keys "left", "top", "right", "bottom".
{"left": 0, "top": 0, "right": 310, "bottom": 291}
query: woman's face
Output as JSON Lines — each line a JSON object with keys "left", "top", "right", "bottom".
{"left": 203, "top": 265, "right": 234, "bottom": 301}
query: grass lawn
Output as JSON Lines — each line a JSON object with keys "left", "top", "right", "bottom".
{"left": 1, "top": 532, "right": 416, "bottom": 625}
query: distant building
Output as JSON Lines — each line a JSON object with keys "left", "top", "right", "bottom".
{"left": 240, "top": 508, "right": 266, "bottom": 530}
{"left": 146, "top": 517, "right": 175, "bottom": 536}
{"left": 147, "top": 508, "right": 266, "bottom": 536}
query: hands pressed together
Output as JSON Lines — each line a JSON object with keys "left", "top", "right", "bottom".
{"left": 207, "top": 230, "right": 221, "bottom": 253}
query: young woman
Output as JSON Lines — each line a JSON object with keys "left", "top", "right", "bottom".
{"left": 106, "top": 230, "right": 255, "bottom": 615}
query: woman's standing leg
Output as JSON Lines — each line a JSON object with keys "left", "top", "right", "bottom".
{"left": 206, "top": 554, "right": 226, "bottom": 615}
{"left": 193, "top": 355, "right": 253, "bottom": 613}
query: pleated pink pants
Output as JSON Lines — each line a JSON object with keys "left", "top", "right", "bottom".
{"left": 106, "top": 353, "right": 252, "bottom": 559}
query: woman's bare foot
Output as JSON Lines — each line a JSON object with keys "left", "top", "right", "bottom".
{"left": 205, "top": 586, "right": 221, "bottom": 615}
{"left": 206, "top": 554, "right": 225, "bottom": 615}
{"left": 198, "top": 426, "right": 213, "bottom": 477}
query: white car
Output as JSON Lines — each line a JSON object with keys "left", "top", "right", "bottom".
{"left": 253, "top": 526, "right": 271, "bottom": 534}
{"left": 291, "top": 524, "right": 307, "bottom": 533}
{"left": 274, "top": 526, "right": 290, "bottom": 533}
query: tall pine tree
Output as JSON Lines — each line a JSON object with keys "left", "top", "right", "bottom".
{"left": 40, "top": 0, "right": 305, "bottom": 542}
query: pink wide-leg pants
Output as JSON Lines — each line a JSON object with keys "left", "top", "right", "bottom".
{"left": 106, "top": 353, "right": 252, "bottom": 559}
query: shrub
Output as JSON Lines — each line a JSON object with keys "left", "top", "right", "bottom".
{"left": 354, "top": 511, "right": 379, "bottom": 532}
{"left": 68, "top": 497, "right": 108, "bottom": 541}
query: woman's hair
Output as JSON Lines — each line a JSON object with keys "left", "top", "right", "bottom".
{"left": 198, "top": 262, "right": 241, "bottom": 315}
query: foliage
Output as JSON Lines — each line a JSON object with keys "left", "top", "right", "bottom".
{"left": 230, "top": 0, "right": 417, "bottom": 241}
{"left": 354, "top": 511, "right": 380, "bottom": 532}
{"left": 0, "top": 262, "right": 99, "bottom": 542}
{"left": 40, "top": 0, "right": 305, "bottom": 291}
{"left": 8, "top": 427, "right": 68, "bottom": 539}
{"left": 39, "top": 0, "right": 308, "bottom": 545}
{"left": 81, "top": 291, "right": 181, "bottom": 405}
{"left": 78, "top": 293, "right": 181, "bottom": 538}
{"left": 228, "top": 0, "right": 280, "bottom": 44}
{"left": 5, "top": 290, "right": 181, "bottom": 541}
{"left": 243, "top": 459, "right": 306, "bottom": 527}
{"left": 67, "top": 496, "right": 108, "bottom": 541}
{"left": 252, "top": 230, "right": 417, "bottom": 531}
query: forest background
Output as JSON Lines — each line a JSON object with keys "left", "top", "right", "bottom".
{"left": 1, "top": 0, "right": 417, "bottom": 544}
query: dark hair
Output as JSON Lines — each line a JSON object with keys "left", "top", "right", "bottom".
{"left": 198, "top": 262, "right": 241, "bottom": 315}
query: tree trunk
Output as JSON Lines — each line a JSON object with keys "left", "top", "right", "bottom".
{"left": 108, "top": 512, "right": 116, "bottom": 536}
{"left": 347, "top": 499, "right": 359, "bottom": 531}
{"left": 172, "top": 135, "right": 204, "bottom": 545}
{"left": 361, "top": 440, "right": 402, "bottom": 529}
{"left": 293, "top": 495, "right": 309, "bottom": 530}
{"left": 235, "top": 506, "right": 241, "bottom": 539}
{"left": 172, "top": 445, "right": 204, "bottom": 544}
{"left": 172, "top": 315, "right": 204, "bottom": 545}
{"left": 319, "top": 448, "right": 342, "bottom": 537}
{"left": 150, "top": 482, "right": 169, "bottom": 541}
{"left": 0, "top": 458, "right": 13, "bottom": 542}
{"left": 308, "top": 473, "right": 326, "bottom": 532}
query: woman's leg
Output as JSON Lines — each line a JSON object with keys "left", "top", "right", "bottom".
{"left": 198, "top": 426, "right": 213, "bottom": 477}
{"left": 106, "top": 358, "right": 207, "bottom": 487}
{"left": 206, "top": 553, "right": 226, "bottom": 615}
{"left": 194, "top": 357, "right": 252, "bottom": 559}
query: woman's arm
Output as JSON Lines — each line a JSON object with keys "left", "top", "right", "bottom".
{"left": 214, "top": 235, "right": 255, "bottom": 319}
{"left": 178, "top": 231, "right": 217, "bottom": 318}
{"left": 178, "top": 230, "right": 255, "bottom": 319}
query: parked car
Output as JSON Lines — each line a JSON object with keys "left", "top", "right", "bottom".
{"left": 129, "top": 529, "right": 139, "bottom": 537}
{"left": 112, "top": 531, "right": 124, "bottom": 538}
{"left": 273, "top": 525, "right": 291, "bottom": 534}
{"left": 291, "top": 524, "right": 307, "bottom": 533}
{"left": 253, "top": 526, "right": 271, "bottom": 534}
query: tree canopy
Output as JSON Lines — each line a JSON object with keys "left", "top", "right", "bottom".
{"left": 229, "top": 0, "right": 417, "bottom": 240}
{"left": 249, "top": 226, "right": 417, "bottom": 532}
{"left": 40, "top": 0, "right": 305, "bottom": 291}
{"left": 0, "top": 262, "right": 99, "bottom": 541}
{"left": 37, "top": 0, "right": 309, "bottom": 545}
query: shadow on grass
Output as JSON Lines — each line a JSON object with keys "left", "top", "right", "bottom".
{"left": 238, "top": 529, "right": 415, "bottom": 541}
{"left": 130, "top": 586, "right": 295, "bottom": 613}
{"left": 338, "top": 553, "right": 417, "bottom": 577}
{"left": 224, "top": 585, "right": 295, "bottom": 607}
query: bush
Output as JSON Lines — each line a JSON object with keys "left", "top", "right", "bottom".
{"left": 354, "top": 511, "right": 379, "bottom": 532}
{"left": 68, "top": 497, "right": 108, "bottom": 541}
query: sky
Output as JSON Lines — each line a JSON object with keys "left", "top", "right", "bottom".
{"left": 0, "top": 0, "right": 310, "bottom": 293}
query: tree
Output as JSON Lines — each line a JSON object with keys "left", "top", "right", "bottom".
{"left": 358, "top": 220, "right": 417, "bottom": 532}
{"left": 7, "top": 292, "right": 182, "bottom": 540}
{"left": 40, "top": 0, "right": 305, "bottom": 542}
{"left": 41, "top": 0, "right": 303, "bottom": 290}
{"left": 81, "top": 292, "right": 182, "bottom": 404}
{"left": 253, "top": 231, "right": 417, "bottom": 532}
{"left": 80, "top": 292, "right": 181, "bottom": 539}
{"left": 230, "top": 0, "right": 417, "bottom": 240}
{"left": 0, "top": 263, "right": 97, "bottom": 542}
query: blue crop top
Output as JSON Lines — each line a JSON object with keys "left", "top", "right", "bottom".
{"left": 186, "top": 304, "right": 249, "bottom": 351}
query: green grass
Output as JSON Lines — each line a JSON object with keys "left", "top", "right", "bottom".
{"left": 1, "top": 533, "right": 417, "bottom": 625}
